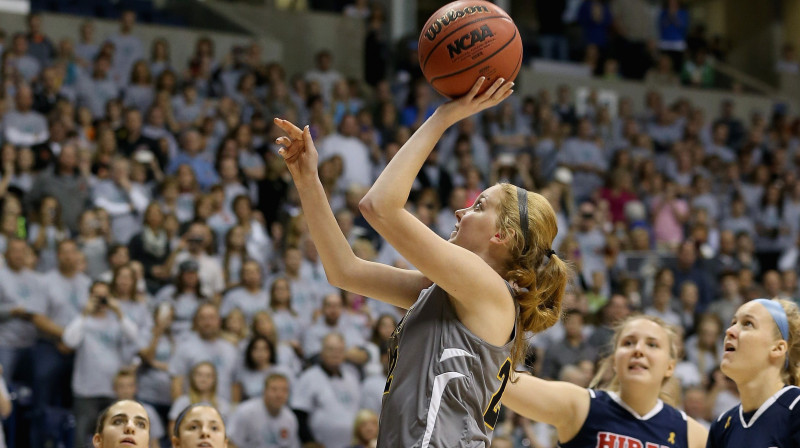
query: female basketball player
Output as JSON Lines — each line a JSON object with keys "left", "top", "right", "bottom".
{"left": 502, "top": 315, "right": 708, "bottom": 448}
{"left": 171, "top": 404, "right": 227, "bottom": 448}
{"left": 707, "top": 298, "right": 800, "bottom": 447}
{"left": 92, "top": 399, "right": 151, "bottom": 448}
{"left": 275, "top": 77, "right": 568, "bottom": 447}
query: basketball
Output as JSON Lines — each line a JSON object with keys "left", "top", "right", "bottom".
{"left": 418, "top": 1, "right": 523, "bottom": 99}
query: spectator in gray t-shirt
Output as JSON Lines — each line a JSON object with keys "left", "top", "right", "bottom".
{"left": 228, "top": 373, "right": 300, "bottom": 448}
{"left": 220, "top": 260, "right": 268, "bottom": 325}
{"left": 76, "top": 54, "right": 120, "bottom": 119}
{"left": 0, "top": 239, "right": 45, "bottom": 383}
{"left": 3, "top": 84, "right": 48, "bottom": 146}
{"left": 8, "top": 33, "right": 41, "bottom": 82}
{"left": 107, "top": 10, "right": 145, "bottom": 87}
{"left": 168, "top": 302, "right": 238, "bottom": 401}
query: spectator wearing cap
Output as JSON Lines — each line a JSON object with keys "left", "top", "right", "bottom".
{"left": 168, "top": 302, "right": 237, "bottom": 402}
{"left": 3, "top": 84, "right": 48, "bottom": 147}
{"left": 171, "top": 222, "right": 224, "bottom": 301}
{"left": 155, "top": 258, "right": 203, "bottom": 338}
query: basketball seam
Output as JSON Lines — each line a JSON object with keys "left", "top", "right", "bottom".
{"left": 429, "top": 27, "right": 519, "bottom": 85}
{"left": 420, "top": 15, "right": 512, "bottom": 72}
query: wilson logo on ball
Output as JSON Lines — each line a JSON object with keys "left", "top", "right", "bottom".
{"left": 423, "top": 4, "right": 491, "bottom": 41}
{"left": 447, "top": 25, "right": 494, "bottom": 58}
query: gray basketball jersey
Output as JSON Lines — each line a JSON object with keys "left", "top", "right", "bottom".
{"left": 377, "top": 283, "right": 515, "bottom": 448}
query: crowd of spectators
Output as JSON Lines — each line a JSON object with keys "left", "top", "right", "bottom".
{"left": 0, "top": 2, "right": 798, "bottom": 448}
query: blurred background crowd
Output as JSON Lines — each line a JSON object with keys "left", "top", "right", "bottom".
{"left": 0, "top": 0, "right": 798, "bottom": 447}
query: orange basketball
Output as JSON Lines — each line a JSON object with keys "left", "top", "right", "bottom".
{"left": 418, "top": 1, "right": 523, "bottom": 99}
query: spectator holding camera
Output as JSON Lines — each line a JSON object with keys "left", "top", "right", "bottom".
{"left": 62, "top": 280, "right": 139, "bottom": 447}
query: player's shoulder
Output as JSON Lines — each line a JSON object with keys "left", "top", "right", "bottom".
{"left": 709, "top": 404, "right": 738, "bottom": 434}
{"left": 776, "top": 385, "right": 800, "bottom": 411}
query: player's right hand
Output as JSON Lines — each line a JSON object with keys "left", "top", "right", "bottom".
{"left": 274, "top": 118, "right": 319, "bottom": 182}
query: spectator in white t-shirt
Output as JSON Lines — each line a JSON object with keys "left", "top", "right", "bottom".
{"left": 171, "top": 222, "right": 225, "bottom": 301}
{"left": 220, "top": 259, "right": 268, "bottom": 325}
{"left": 291, "top": 333, "right": 361, "bottom": 448}
{"left": 304, "top": 50, "right": 342, "bottom": 104}
{"left": 228, "top": 373, "right": 301, "bottom": 448}
{"left": 62, "top": 281, "right": 139, "bottom": 447}
{"left": 3, "top": 84, "right": 48, "bottom": 146}
{"left": 302, "top": 292, "right": 367, "bottom": 363}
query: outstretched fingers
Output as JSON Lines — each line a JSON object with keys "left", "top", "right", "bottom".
{"left": 273, "top": 117, "right": 303, "bottom": 140}
{"left": 477, "top": 78, "right": 513, "bottom": 104}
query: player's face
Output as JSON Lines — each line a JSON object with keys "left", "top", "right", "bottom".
{"left": 721, "top": 301, "right": 783, "bottom": 382}
{"left": 93, "top": 401, "right": 150, "bottom": 448}
{"left": 613, "top": 319, "right": 675, "bottom": 387}
{"left": 450, "top": 185, "right": 502, "bottom": 253}
{"left": 171, "top": 406, "right": 227, "bottom": 448}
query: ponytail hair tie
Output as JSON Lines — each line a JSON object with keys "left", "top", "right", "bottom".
{"left": 546, "top": 249, "right": 556, "bottom": 258}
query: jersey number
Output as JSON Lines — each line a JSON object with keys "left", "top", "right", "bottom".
{"left": 383, "top": 345, "right": 399, "bottom": 394}
{"left": 483, "top": 358, "right": 512, "bottom": 430}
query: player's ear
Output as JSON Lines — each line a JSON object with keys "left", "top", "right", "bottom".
{"left": 491, "top": 229, "right": 515, "bottom": 246}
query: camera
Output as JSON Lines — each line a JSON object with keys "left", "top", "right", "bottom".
{"left": 97, "top": 296, "right": 108, "bottom": 306}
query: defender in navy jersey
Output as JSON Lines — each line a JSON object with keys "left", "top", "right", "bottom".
{"left": 276, "top": 77, "right": 568, "bottom": 447}
{"left": 503, "top": 315, "right": 708, "bottom": 448}
{"left": 708, "top": 299, "right": 800, "bottom": 448}
{"left": 707, "top": 386, "right": 800, "bottom": 448}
